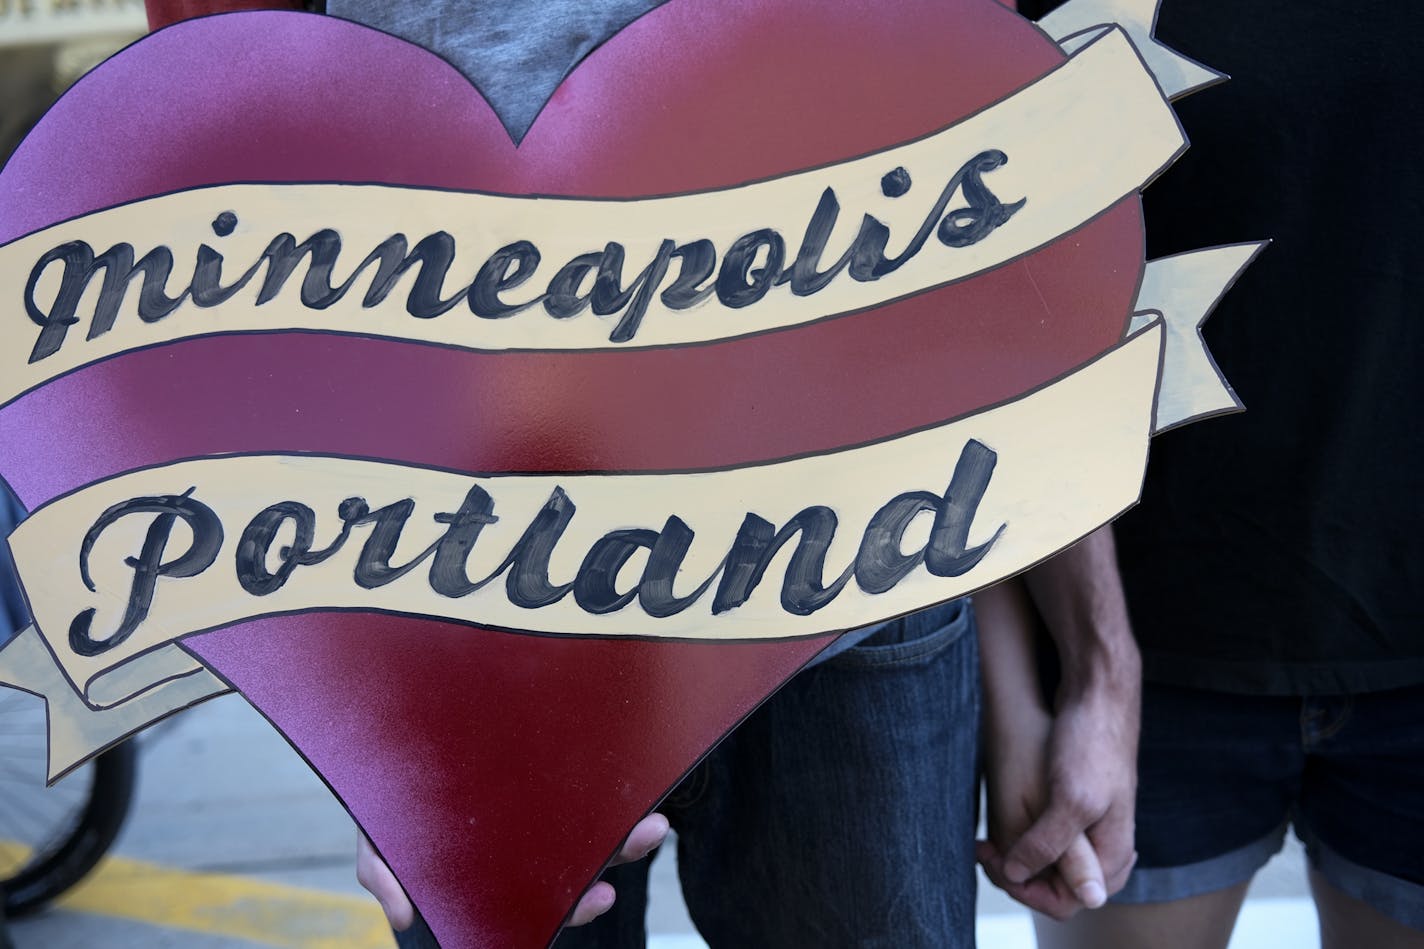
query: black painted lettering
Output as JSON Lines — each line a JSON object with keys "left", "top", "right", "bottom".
{"left": 235, "top": 500, "right": 354, "bottom": 595}
{"left": 846, "top": 215, "right": 895, "bottom": 282}
{"left": 349, "top": 498, "right": 439, "bottom": 589}
{"left": 190, "top": 211, "right": 256, "bottom": 307}
{"left": 251, "top": 229, "right": 469, "bottom": 318}
{"left": 544, "top": 251, "right": 603, "bottom": 319}
{"left": 660, "top": 239, "right": 717, "bottom": 309}
{"left": 190, "top": 243, "right": 251, "bottom": 307}
{"left": 855, "top": 150, "right": 1025, "bottom": 280}
{"left": 468, "top": 240, "right": 544, "bottom": 319}
{"left": 638, "top": 516, "right": 722, "bottom": 618}
{"left": 24, "top": 149, "right": 1024, "bottom": 366}
{"left": 924, "top": 439, "right": 1004, "bottom": 576}
{"left": 854, "top": 491, "right": 943, "bottom": 594}
{"left": 715, "top": 228, "right": 785, "bottom": 309}
{"left": 26, "top": 241, "right": 185, "bottom": 363}
{"left": 237, "top": 501, "right": 316, "bottom": 595}
{"left": 781, "top": 188, "right": 856, "bottom": 295}
{"left": 713, "top": 506, "right": 853, "bottom": 616}
{"left": 428, "top": 486, "right": 501, "bottom": 598}
{"left": 474, "top": 487, "right": 577, "bottom": 608}
{"left": 69, "top": 489, "right": 223, "bottom": 657}
{"left": 880, "top": 166, "right": 912, "bottom": 198}
{"left": 358, "top": 232, "right": 470, "bottom": 318}
{"left": 594, "top": 240, "right": 677, "bottom": 343}
{"left": 573, "top": 528, "right": 657, "bottom": 613}
{"left": 936, "top": 150, "right": 1025, "bottom": 248}
{"left": 252, "top": 229, "right": 345, "bottom": 308}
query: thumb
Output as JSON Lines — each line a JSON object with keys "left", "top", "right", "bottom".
{"left": 1057, "top": 833, "right": 1107, "bottom": 909}
{"left": 1001, "top": 799, "right": 1083, "bottom": 884}
{"left": 356, "top": 830, "right": 415, "bottom": 931}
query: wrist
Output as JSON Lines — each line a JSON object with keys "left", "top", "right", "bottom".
{"left": 983, "top": 687, "right": 1053, "bottom": 747}
{"left": 1057, "top": 632, "right": 1140, "bottom": 704}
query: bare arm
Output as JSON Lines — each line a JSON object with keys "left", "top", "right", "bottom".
{"left": 976, "top": 527, "right": 1141, "bottom": 917}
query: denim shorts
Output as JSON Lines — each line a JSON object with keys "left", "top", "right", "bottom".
{"left": 399, "top": 599, "right": 981, "bottom": 948}
{"left": 1113, "top": 680, "right": 1424, "bottom": 929}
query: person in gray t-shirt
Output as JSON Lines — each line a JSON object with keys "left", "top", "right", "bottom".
{"left": 328, "top": 5, "right": 973, "bottom": 945}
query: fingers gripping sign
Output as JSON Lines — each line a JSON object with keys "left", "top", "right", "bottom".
{"left": 358, "top": 814, "right": 671, "bottom": 933}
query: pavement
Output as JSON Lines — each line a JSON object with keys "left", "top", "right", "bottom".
{"left": 6, "top": 692, "right": 1317, "bottom": 948}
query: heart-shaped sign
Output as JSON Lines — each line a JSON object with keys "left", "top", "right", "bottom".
{"left": 0, "top": 1, "right": 1256, "bottom": 946}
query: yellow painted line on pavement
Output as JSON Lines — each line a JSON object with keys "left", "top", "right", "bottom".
{"left": 52, "top": 851, "right": 394, "bottom": 949}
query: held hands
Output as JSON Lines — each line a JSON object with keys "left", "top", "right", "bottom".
{"left": 973, "top": 547, "right": 1141, "bottom": 922}
{"left": 356, "top": 813, "right": 671, "bottom": 931}
{"left": 977, "top": 680, "right": 1139, "bottom": 920}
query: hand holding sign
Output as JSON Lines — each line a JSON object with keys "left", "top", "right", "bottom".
{"left": 358, "top": 814, "right": 671, "bottom": 931}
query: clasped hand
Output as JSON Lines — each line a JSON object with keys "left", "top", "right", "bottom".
{"left": 977, "top": 685, "right": 1139, "bottom": 920}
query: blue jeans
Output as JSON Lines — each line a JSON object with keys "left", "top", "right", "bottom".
{"left": 1114, "top": 681, "right": 1424, "bottom": 929}
{"left": 399, "top": 600, "right": 980, "bottom": 949}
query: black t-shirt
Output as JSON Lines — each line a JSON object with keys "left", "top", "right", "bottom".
{"left": 1029, "top": 1, "right": 1424, "bottom": 694}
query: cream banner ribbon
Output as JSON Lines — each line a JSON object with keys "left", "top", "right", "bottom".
{"left": 1040, "top": 0, "right": 1227, "bottom": 100}
{"left": 6, "top": 323, "right": 1154, "bottom": 779}
{"left": 3, "top": 236, "right": 1264, "bottom": 780}
{"left": 1, "top": 29, "right": 1180, "bottom": 407}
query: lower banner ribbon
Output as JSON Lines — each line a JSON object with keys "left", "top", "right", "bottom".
{"left": 0, "top": 239, "right": 1265, "bottom": 781}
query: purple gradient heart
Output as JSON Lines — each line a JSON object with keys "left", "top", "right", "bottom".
{"left": 0, "top": 3, "right": 1141, "bottom": 946}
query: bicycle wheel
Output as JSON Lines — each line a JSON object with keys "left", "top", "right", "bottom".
{"left": 0, "top": 688, "right": 138, "bottom": 917}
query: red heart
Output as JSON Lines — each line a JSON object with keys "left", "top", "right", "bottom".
{"left": 0, "top": 3, "right": 1140, "bottom": 945}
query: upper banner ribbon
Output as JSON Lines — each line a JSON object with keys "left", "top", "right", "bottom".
{"left": 0, "top": 30, "right": 1180, "bottom": 408}
{"left": 1040, "top": 0, "right": 1226, "bottom": 99}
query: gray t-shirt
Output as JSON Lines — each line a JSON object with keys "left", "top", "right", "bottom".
{"left": 325, "top": 0, "right": 884, "bottom": 661}
{"left": 327, "top": 0, "right": 665, "bottom": 142}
